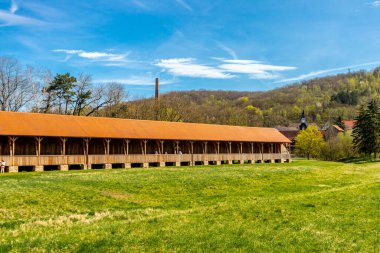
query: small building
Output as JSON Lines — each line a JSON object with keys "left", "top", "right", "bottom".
{"left": 322, "top": 124, "right": 344, "bottom": 140}
{"left": 0, "top": 111, "right": 291, "bottom": 172}
{"left": 342, "top": 120, "right": 356, "bottom": 131}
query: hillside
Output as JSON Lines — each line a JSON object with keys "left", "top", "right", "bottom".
{"left": 99, "top": 67, "right": 380, "bottom": 127}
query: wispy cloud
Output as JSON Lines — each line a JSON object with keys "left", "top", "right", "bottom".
{"left": 10, "top": 0, "right": 18, "bottom": 14}
{"left": 218, "top": 59, "right": 296, "bottom": 79}
{"left": 370, "top": 1, "right": 380, "bottom": 7}
{"left": 155, "top": 58, "right": 295, "bottom": 80}
{"left": 217, "top": 43, "right": 237, "bottom": 60}
{"left": 175, "top": 0, "right": 193, "bottom": 11}
{"left": 52, "top": 49, "right": 130, "bottom": 65}
{"left": 131, "top": 0, "right": 150, "bottom": 10}
{"left": 0, "top": 10, "right": 44, "bottom": 27}
{"left": 95, "top": 76, "right": 176, "bottom": 85}
{"left": 156, "top": 58, "right": 235, "bottom": 79}
{"left": 277, "top": 60, "right": 380, "bottom": 83}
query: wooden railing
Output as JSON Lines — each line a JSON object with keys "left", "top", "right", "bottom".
{"left": 0, "top": 153, "right": 290, "bottom": 166}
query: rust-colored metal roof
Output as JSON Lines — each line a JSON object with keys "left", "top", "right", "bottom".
{"left": 0, "top": 111, "right": 291, "bottom": 143}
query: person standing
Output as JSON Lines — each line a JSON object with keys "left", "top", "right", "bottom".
{"left": 0, "top": 160, "right": 5, "bottom": 173}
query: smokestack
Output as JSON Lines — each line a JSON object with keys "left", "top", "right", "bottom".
{"left": 155, "top": 77, "right": 159, "bottom": 100}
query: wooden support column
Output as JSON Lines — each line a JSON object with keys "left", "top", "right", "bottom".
{"left": 60, "top": 137, "right": 68, "bottom": 156}
{"left": 123, "top": 139, "right": 130, "bottom": 155}
{"left": 160, "top": 140, "right": 164, "bottom": 154}
{"left": 214, "top": 142, "right": 220, "bottom": 154}
{"left": 8, "top": 136, "right": 18, "bottom": 172}
{"left": 240, "top": 142, "right": 243, "bottom": 154}
{"left": 103, "top": 139, "right": 111, "bottom": 169}
{"left": 83, "top": 138, "right": 90, "bottom": 169}
{"left": 261, "top": 143, "right": 264, "bottom": 163}
{"left": 34, "top": 137, "right": 44, "bottom": 171}
{"left": 175, "top": 141, "right": 180, "bottom": 154}
{"left": 123, "top": 139, "right": 131, "bottom": 168}
{"left": 140, "top": 140, "right": 148, "bottom": 155}
{"left": 103, "top": 139, "right": 111, "bottom": 155}
{"left": 251, "top": 143, "right": 254, "bottom": 154}
{"left": 228, "top": 142, "right": 232, "bottom": 154}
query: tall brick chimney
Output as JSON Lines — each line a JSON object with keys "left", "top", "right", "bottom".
{"left": 155, "top": 77, "right": 159, "bottom": 100}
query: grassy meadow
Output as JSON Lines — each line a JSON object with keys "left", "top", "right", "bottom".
{"left": 0, "top": 160, "right": 379, "bottom": 252}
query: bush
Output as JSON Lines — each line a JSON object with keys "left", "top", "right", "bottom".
{"left": 321, "top": 134, "right": 356, "bottom": 161}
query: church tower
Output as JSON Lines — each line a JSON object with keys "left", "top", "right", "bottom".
{"left": 299, "top": 110, "right": 307, "bottom": 130}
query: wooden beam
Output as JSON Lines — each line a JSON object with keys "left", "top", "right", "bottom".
{"left": 203, "top": 141, "right": 208, "bottom": 154}
{"left": 140, "top": 140, "right": 148, "bottom": 155}
{"left": 34, "top": 137, "right": 44, "bottom": 156}
{"left": 123, "top": 139, "right": 130, "bottom": 155}
{"left": 60, "top": 137, "right": 68, "bottom": 156}
{"left": 228, "top": 142, "right": 232, "bottom": 154}
{"left": 104, "top": 139, "right": 111, "bottom": 155}
{"left": 190, "top": 141, "right": 194, "bottom": 154}
{"left": 175, "top": 140, "right": 180, "bottom": 154}
{"left": 160, "top": 140, "right": 164, "bottom": 154}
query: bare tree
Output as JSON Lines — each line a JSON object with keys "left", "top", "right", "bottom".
{"left": 0, "top": 57, "right": 36, "bottom": 111}
{"left": 86, "top": 82, "right": 127, "bottom": 116}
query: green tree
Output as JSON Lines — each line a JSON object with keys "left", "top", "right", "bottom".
{"left": 43, "top": 73, "right": 77, "bottom": 114}
{"left": 352, "top": 99, "right": 380, "bottom": 158}
{"left": 295, "top": 126, "right": 325, "bottom": 159}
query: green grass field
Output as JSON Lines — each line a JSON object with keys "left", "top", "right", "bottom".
{"left": 0, "top": 160, "right": 379, "bottom": 252}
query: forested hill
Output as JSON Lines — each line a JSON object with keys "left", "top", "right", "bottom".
{"left": 112, "top": 67, "right": 380, "bottom": 127}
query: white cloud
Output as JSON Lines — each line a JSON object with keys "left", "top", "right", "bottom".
{"left": 175, "top": 0, "right": 193, "bottom": 11}
{"left": 156, "top": 58, "right": 235, "bottom": 79}
{"left": 0, "top": 10, "right": 44, "bottom": 26}
{"left": 277, "top": 60, "right": 380, "bottom": 83}
{"left": 95, "top": 76, "right": 176, "bottom": 85}
{"left": 218, "top": 59, "right": 296, "bottom": 79}
{"left": 371, "top": 1, "right": 380, "bottom": 7}
{"left": 10, "top": 0, "right": 18, "bottom": 14}
{"left": 52, "top": 49, "right": 130, "bottom": 65}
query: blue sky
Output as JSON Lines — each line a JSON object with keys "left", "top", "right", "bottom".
{"left": 1, "top": 0, "right": 380, "bottom": 98}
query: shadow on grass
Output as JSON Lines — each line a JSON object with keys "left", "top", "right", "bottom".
{"left": 339, "top": 157, "right": 380, "bottom": 164}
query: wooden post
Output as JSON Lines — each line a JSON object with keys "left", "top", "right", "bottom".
{"left": 261, "top": 143, "right": 264, "bottom": 162}
{"left": 141, "top": 140, "right": 148, "bottom": 155}
{"left": 251, "top": 143, "right": 254, "bottom": 154}
{"left": 228, "top": 142, "right": 232, "bottom": 154}
{"left": 104, "top": 139, "right": 111, "bottom": 155}
{"left": 175, "top": 141, "right": 180, "bottom": 154}
{"left": 160, "top": 140, "right": 164, "bottom": 154}
{"left": 60, "top": 137, "right": 67, "bottom": 156}
{"left": 190, "top": 141, "right": 194, "bottom": 154}
{"left": 123, "top": 139, "right": 130, "bottom": 155}
{"left": 8, "top": 136, "right": 18, "bottom": 166}
{"left": 83, "top": 138, "right": 90, "bottom": 169}
{"left": 240, "top": 142, "right": 243, "bottom": 154}
{"left": 35, "top": 137, "right": 44, "bottom": 166}
{"left": 204, "top": 141, "right": 208, "bottom": 154}
{"left": 215, "top": 142, "right": 220, "bottom": 154}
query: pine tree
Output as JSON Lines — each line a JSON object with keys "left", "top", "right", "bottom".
{"left": 352, "top": 100, "right": 380, "bottom": 158}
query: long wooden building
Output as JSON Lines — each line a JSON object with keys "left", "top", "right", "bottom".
{"left": 0, "top": 111, "right": 291, "bottom": 172}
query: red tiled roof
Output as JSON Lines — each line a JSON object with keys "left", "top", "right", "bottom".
{"left": 342, "top": 120, "right": 356, "bottom": 130}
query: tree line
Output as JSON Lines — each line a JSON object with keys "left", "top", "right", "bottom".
{"left": 295, "top": 99, "right": 380, "bottom": 161}
{"left": 0, "top": 57, "right": 127, "bottom": 116}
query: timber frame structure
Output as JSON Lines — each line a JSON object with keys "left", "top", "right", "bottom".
{"left": 0, "top": 111, "right": 291, "bottom": 172}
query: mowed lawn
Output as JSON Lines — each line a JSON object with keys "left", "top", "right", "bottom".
{"left": 0, "top": 160, "right": 379, "bottom": 252}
